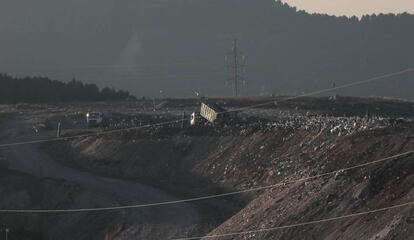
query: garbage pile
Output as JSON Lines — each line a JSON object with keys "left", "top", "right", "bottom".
{"left": 240, "top": 109, "right": 413, "bottom": 136}
{"left": 69, "top": 108, "right": 413, "bottom": 137}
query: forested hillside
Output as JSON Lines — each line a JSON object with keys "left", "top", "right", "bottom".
{"left": 0, "top": 74, "right": 135, "bottom": 103}
{"left": 0, "top": 0, "right": 413, "bottom": 97}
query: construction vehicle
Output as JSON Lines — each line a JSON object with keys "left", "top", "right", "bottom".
{"left": 200, "top": 102, "right": 238, "bottom": 124}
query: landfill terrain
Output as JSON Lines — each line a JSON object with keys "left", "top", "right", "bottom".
{"left": 1, "top": 96, "right": 414, "bottom": 239}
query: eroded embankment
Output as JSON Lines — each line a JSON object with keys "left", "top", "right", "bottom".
{"left": 0, "top": 112, "right": 125, "bottom": 240}
{"left": 45, "top": 123, "right": 414, "bottom": 239}
{"left": 0, "top": 167, "right": 122, "bottom": 240}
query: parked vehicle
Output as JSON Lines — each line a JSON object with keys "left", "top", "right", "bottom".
{"left": 86, "top": 112, "right": 103, "bottom": 127}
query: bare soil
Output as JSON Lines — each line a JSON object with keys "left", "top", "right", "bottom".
{"left": 2, "top": 96, "right": 414, "bottom": 239}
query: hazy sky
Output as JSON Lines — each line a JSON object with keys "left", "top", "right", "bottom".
{"left": 282, "top": 0, "right": 414, "bottom": 17}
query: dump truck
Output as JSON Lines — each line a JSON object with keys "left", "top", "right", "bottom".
{"left": 200, "top": 102, "right": 238, "bottom": 124}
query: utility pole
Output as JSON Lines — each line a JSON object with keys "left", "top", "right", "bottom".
{"left": 181, "top": 112, "right": 185, "bottom": 128}
{"left": 226, "top": 39, "right": 246, "bottom": 97}
{"left": 57, "top": 122, "right": 62, "bottom": 138}
{"left": 3, "top": 228, "right": 9, "bottom": 240}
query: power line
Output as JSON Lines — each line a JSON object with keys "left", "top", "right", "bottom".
{"left": 0, "top": 62, "right": 224, "bottom": 70}
{"left": 172, "top": 200, "right": 414, "bottom": 240}
{"left": 4, "top": 68, "right": 226, "bottom": 81}
{"left": 105, "top": 70, "right": 226, "bottom": 81}
{"left": 220, "top": 67, "right": 414, "bottom": 114}
{"left": 0, "top": 149, "right": 412, "bottom": 213}
{"left": 157, "top": 86, "right": 228, "bottom": 94}
{"left": 1, "top": 66, "right": 413, "bottom": 149}
{"left": 100, "top": 70, "right": 225, "bottom": 79}
{"left": 0, "top": 119, "right": 182, "bottom": 148}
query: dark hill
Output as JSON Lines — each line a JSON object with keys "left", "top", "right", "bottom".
{"left": 0, "top": 74, "right": 135, "bottom": 103}
{"left": 0, "top": 0, "right": 413, "bottom": 98}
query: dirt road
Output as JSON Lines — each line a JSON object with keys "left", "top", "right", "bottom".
{"left": 0, "top": 113, "right": 200, "bottom": 239}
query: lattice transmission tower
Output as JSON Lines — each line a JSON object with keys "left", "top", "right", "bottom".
{"left": 225, "top": 39, "right": 246, "bottom": 97}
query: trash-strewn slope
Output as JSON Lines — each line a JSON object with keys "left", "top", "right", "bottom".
{"left": 47, "top": 110, "right": 414, "bottom": 239}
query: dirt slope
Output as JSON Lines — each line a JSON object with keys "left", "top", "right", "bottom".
{"left": 205, "top": 127, "right": 414, "bottom": 239}
{"left": 0, "top": 113, "right": 202, "bottom": 239}
{"left": 6, "top": 98, "right": 412, "bottom": 239}
{"left": 48, "top": 120, "right": 414, "bottom": 239}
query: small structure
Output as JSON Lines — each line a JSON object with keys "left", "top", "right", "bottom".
{"left": 200, "top": 102, "right": 237, "bottom": 124}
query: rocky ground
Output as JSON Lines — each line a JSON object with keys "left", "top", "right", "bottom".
{"left": 1, "top": 96, "right": 414, "bottom": 239}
